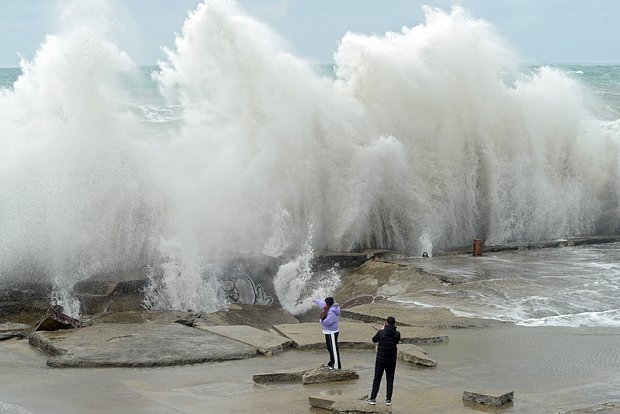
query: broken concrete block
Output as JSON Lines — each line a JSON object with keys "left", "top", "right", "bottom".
{"left": 301, "top": 367, "right": 359, "bottom": 384}
{"left": 252, "top": 371, "right": 303, "bottom": 383}
{"left": 34, "top": 306, "right": 86, "bottom": 331}
{"left": 309, "top": 396, "right": 390, "bottom": 413}
{"left": 398, "top": 343, "right": 437, "bottom": 367}
{"left": 463, "top": 390, "right": 514, "bottom": 407}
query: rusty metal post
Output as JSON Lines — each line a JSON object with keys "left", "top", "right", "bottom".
{"left": 473, "top": 239, "right": 484, "bottom": 256}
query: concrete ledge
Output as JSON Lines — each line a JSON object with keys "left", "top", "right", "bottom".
{"left": 253, "top": 367, "right": 358, "bottom": 384}
{"left": 29, "top": 323, "right": 258, "bottom": 367}
{"left": 398, "top": 326, "right": 448, "bottom": 344}
{"left": 272, "top": 322, "right": 378, "bottom": 349}
{"left": 272, "top": 322, "right": 448, "bottom": 350}
{"left": 253, "top": 371, "right": 303, "bottom": 383}
{"left": 0, "top": 322, "right": 30, "bottom": 341}
{"left": 309, "top": 396, "right": 390, "bottom": 413}
{"left": 194, "top": 322, "right": 293, "bottom": 355}
{"left": 398, "top": 344, "right": 437, "bottom": 367}
{"left": 342, "top": 303, "right": 503, "bottom": 329}
{"left": 302, "top": 367, "right": 359, "bottom": 384}
{"left": 463, "top": 390, "right": 514, "bottom": 407}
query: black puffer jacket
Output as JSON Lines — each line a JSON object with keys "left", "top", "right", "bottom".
{"left": 372, "top": 324, "right": 401, "bottom": 364}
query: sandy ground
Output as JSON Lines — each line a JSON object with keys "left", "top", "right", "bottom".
{"left": 1, "top": 324, "right": 619, "bottom": 414}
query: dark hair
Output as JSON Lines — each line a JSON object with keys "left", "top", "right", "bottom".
{"left": 325, "top": 297, "right": 334, "bottom": 306}
{"left": 386, "top": 316, "right": 396, "bottom": 325}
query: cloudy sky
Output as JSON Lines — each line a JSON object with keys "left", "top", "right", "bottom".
{"left": 1, "top": 0, "right": 619, "bottom": 67}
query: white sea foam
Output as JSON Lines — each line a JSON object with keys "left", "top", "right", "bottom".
{"left": 0, "top": 401, "right": 32, "bottom": 414}
{"left": 1, "top": 1, "right": 620, "bottom": 314}
{"left": 518, "top": 309, "right": 620, "bottom": 327}
{"left": 272, "top": 228, "right": 341, "bottom": 315}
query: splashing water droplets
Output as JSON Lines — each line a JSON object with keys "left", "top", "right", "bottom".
{"left": 1, "top": 1, "right": 620, "bottom": 313}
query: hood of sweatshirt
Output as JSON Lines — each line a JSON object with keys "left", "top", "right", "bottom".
{"left": 330, "top": 304, "right": 341, "bottom": 315}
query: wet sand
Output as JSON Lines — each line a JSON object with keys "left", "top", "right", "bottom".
{"left": 1, "top": 324, "right": 619, "bottom": 413}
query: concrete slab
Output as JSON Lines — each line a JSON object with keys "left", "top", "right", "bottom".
{"left": 272, "top": 322, "right": 378, "bottom": 349}
{"left": 302, "top": 367, "right": 359, "bottom": 384}
{"left": 253, "top": 367, "right": 359, "bottom": 384}
{"left": 194, "top": 322, "right": 293, "bottom": 355}
{"left": 0, "top": 322, "right": 30, "bottom": 341}
{"left": 342, "top": 302, "right": 504, "bottom": 328}
{"left": 397, "top": 326, "right": 449, "bottom": 344}
{"left": 398, "top": 344, "right": 437, "bottom": 367}
{"left": 309, "top": 396, "right": 391, "bottom": 413}
{"left": 272, "top": 321, "right": 449, "bottom": 350}
{"left": 253, "top": 371, "right": 304, "bottom": 383}
{"left": 29, "top": 322, "right": 258, "bottom": 367}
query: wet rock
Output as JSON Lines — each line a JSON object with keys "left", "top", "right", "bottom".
{"left": 70, "top": 270, "right": 149, "bottom": 315}
{"left": 342, "top": 302, "right": 504, "bottom": 328}
{"left": 398, "top": 344, "right": 437, "bottom": 367}
{"left": 0, "top": 322, "right": 30, "bottom": 341}
{"left": 0, "top": 280, "right": 52, "bottom": 324}
{"left": 311, "top": 252, "right": 376, "bottom": 272}
{"left": 463, "top": 390, "right": 514, "bottom": 407}
{"left": 341, "top": 294, "right": 379, "bottom": 309}
{"left": 301, "top": 367, "right": 359, "bottom": 384}
{"left": 33, "top": 306, "right": 86, "bottom": 331}
{"left": 88, "top": 310, "right": 193, "bottom": 324}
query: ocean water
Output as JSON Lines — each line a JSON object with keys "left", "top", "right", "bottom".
{"left": 395, "top": 242, "right": 620, "bottom": 327}
{"left": 1, "top": 2, "right": 619, "bottom": 316}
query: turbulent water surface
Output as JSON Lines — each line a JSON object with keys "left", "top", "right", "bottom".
{"left": 1, "top": 1, "right": 619, "bottom": 316}
{"left": 396, "top": 242, "right": 620, "bottom": 328}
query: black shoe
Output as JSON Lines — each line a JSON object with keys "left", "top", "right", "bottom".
{"left": 366, "top": 399, "right": 376, "bottom": 405}
{"left": 386, "top": 399, "right": 392, "bottom": 406}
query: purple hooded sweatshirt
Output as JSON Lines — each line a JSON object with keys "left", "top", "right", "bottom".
{"left": 320, "top": 303, "right": 341, "bottom": 333}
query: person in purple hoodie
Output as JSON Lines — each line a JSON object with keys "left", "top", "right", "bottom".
{"left": 315, "top": 296, "right": 341, "bottom": 369}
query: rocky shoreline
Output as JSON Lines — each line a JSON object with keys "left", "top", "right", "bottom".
{"left": 2, "top": 237, "right": 620, "bottom": 413}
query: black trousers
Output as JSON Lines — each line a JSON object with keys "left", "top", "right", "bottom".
{"left": 324, "top": 332, "right": 341, "bottom": 369}
{"left": 370, "top": 360, "right": 396, "bottom": 400}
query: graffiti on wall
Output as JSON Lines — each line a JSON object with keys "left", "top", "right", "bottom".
{"left": 221, "top": 266, "right": 273, "bottom": 306}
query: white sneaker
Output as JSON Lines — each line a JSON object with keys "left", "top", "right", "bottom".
{"left": 366, "top": 399, "right": 376, "bottom": 405}
{"left": 386, "top": 399, "right": 392, "bottom": 406}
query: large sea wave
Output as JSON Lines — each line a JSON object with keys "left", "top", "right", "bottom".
{"left": 1, "top": 0, "right": 619, "bottom": 315}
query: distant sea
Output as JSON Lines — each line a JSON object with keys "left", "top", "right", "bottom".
{"left": 2, "top": 64, "right": 620, "bottom": 121}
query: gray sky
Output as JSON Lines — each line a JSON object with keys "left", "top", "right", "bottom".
{"left": 1, "top": 0, "right": 619, "bottom": 68}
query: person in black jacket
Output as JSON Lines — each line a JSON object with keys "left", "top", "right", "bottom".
{"left": 367, "top": 316, "right": 400, "bottom": 406}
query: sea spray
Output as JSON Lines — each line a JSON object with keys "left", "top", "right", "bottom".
{"left": 142, "top": 252, "right": 222, "bottom": 313}
{"left": 273, "top": 227, "right": 341, "bottom": 315}
{"left": 1, "top": 1, "right": 620, "bottom": 315}
{"left": 0, "top": 1, "right": 165, "bottom": 316}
